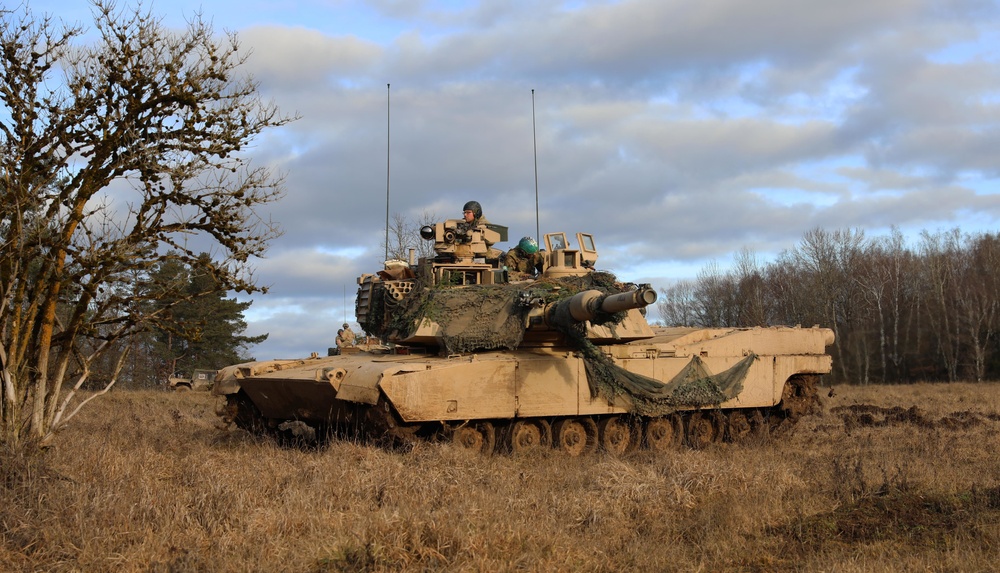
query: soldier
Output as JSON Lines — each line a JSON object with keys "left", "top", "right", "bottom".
{"left": 504, "top": 236, "right": 545, "bottom": 280}
{"left": 461, "top": 200, "right": 497, "bottom": 249}
{"left": 336, "top": 323, "right": 355, "bottom": 348}
{"left": 462, "top": 200, "right": 489, "bottom": 226}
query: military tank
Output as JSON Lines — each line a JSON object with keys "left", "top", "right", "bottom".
{"left": 213, "top": 217, "right": 834, "bottom": 454}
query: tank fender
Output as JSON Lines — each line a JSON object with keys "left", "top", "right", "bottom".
{"left": 334, "top": 361, "right": 407, "bottom": 405}
{"left": 212, "top": 365, "right": 244, "bottom": 396}
{"left": 336, "top": 382, "right": 381, "bottom": 405}
{"left": 379, "top": 358, "right": 517, "bottom": 423}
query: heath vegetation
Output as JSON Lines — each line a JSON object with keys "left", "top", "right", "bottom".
{"left": 2, "top": 381, "right": 999, "bottom": 572}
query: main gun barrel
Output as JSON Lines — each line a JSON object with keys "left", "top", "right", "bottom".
{"left": 545, "top": 286, "right": 657, "bottom": 328}
{"left": 597, "top": 287, "right": 658, "bottom": 315}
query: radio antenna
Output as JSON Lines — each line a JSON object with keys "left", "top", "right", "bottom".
{"left": 384, "top": 83, "right": 391, "bottom": 263}
{"left": 532, "top": 89, "right": 540, "bottom": 243}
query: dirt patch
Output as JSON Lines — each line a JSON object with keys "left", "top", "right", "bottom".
{"left": 755, "top": 485, "right": 1000, "bottom": 570}
{"left": 831, "top": 404, "right": 1000, "bottom": 431}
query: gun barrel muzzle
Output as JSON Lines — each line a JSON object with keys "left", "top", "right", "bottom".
{"left": 558, "top": 286, "right": 658, "bottom": 324}
{"left": 599, "top": 287, "right": 657, "bottom": 314}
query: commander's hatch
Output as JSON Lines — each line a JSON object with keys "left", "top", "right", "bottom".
{"left": 577, "top": 233, "right": 598, "bottom": 267}
{"left": 542, "top": 232, "right": 598, "bottom": 278}
{"left": 545, "top": 232, "right": 568, "bottom": 252}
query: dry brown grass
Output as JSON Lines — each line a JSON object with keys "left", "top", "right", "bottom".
{"left": 2, "top": 382, "right": 1000, "bottom": 572}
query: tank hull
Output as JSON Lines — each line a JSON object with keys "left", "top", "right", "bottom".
{"left": 214, "top": 324, "right": 833, "bottom": 452}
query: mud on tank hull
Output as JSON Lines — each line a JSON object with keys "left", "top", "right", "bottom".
{"left": 214, "top": 324, "right": 834, "bottom": 454}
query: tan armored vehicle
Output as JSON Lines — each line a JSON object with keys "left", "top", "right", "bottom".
{"left": 214, "top": 217, "right": 834, "bottom": 454}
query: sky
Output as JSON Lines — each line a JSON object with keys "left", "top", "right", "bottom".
{"left": 26, "top": 0, "right": 1000, "bottom": 360}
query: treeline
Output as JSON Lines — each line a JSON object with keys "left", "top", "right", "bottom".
{"left": 657, "top": 227, "right": 1000, "bottom": 384}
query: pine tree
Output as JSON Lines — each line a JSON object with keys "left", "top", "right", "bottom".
{"left": 148, "top": 254, "right": 267, "bottom": 378}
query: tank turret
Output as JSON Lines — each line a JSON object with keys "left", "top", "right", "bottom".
{"left": 356, "top": 226, "right": 642, "bottom": 352}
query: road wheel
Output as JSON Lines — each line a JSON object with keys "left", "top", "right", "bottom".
{"left": 509, "top": 420, "right": 551, "bottom": 453}
{"left": 644, "top": 415, "right": 682, "bottom": 451}
{"left": 225, "top": 391, "right": 271, "bottom": 436}
{"left": 452, "top": 422, "right": 496, "bottom": 454}
{"left": 552, "top": 418, "right": 598, "bottom": 456}
{"left": 727, "top": 411, "right": 752, "bottom": 443}
{"left": 748, "top": 409, "right": 769, "bottom": 439}
{"left": 686, "top": 412, "right": 716, "bottom": 449}
{"left": 598, "top": 416, "right": 637, "bottom": 456}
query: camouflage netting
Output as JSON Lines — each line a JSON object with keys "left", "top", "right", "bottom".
{"left": 367, "top": 269, "right": 755, "bottom": 415}
{"left": 418, "top": 283, "right": 527, "bottom": 353}
{"left": 373, "top": 271, "right": 629, "bottom": 354}
{"left": 546, "top": 273, "right": 757, "bottom": 415}
{"left": 576, "top": 329, "right": 757, "bottom": 416}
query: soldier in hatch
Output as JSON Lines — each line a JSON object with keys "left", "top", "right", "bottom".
{"left": 336, "top": 323, "right": 356, "bottom": 348}
{"left": 459, "top": 199, "right": 508, "bottom": 262}
{"left": 461, "top": 200, "right": 496, "bottom": 248}
{"left": 462, "top": 200, "right": 489, "bottom": 226}
{"left": 504, "top": 236, "right": 545, "bottom": 280}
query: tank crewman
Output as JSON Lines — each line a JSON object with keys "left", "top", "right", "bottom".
{"left": 336, "top": 323, "right": 356, "bottom": 348}
{"left": 461, "top": 200, "right": 494, "bottom": 247}
{"left": 504, "top": 236, "right": 545, "bottom": 280}
{"left": 461, "top": 200, "right": 507, "bottom": 261}
{"left": 462, "top": 200, "right": 489, "bottom": 226}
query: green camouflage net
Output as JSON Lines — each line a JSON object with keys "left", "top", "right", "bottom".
{"left": 380, "top": 272, "right": 629, "bottom": 354}
{"left": 423, "top": 284, "right": 526, "bottom": 354}
{"left": 570, "top": 328, "right": 756, "bottom": 416}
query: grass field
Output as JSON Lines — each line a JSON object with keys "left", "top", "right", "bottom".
{"left": 2, "top": 381, "right": 1000, "bottom": 572}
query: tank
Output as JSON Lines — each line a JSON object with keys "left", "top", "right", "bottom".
{"left": 213, "top": 217, "right": 835, "bottom": 454}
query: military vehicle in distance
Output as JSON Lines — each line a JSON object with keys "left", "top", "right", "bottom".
{"left": 213, "top": 216, "right": 834, "bottom": 454}
{"left": 169, "top": 369, "right": 217, "bottom": 391}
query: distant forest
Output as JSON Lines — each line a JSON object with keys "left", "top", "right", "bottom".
{"left": 657, "top": 227, "right": 1000, "bottom": 385}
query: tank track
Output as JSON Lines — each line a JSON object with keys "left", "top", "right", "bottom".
{"left": 219, "top": 375, "right": 821, "bottom": 454}
{"left": 434, "top": 373, "right": 823, "bottom": 454}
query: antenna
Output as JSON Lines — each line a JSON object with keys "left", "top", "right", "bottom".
{"left": 532, "top": 89, "right": 539, "bottom": 243}
{"left": 384, "top": 83, "right": 391, "bottom": 263}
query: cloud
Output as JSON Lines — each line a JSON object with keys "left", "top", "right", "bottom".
{"left": 37, "top": 0, "right": 1000, "bottom": 358}
{"left": 241, "top": 25, "right": 382, "bottom": 86}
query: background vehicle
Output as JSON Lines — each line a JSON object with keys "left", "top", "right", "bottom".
{"left": 169, "top": 369, "right": 217, "bottom": 391}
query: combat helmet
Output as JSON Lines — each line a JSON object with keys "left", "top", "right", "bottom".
{"left": 462, "top": 200, "right": 482, "bottom": 219}
{"left": 517, "top": 236, "right": 539, "bottom": 254}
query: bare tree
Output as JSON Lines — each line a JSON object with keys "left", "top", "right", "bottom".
{"left": 657, "top": 280, "right": 698, "bottom": 327}
{"left": 381, "top": 211, "right": 438, "bottom": 264}
{"left": 919, "top": 229, "right": 964, "bottom": 382}
{"left": 732, "top": 247, "right": 768, "bottom": 327}
{"left": 0, "top": 2, "right": 293, "bottom": 448}
{"left": 954, "top": 233, "right": 1000, "bottom": 382}
{"left": 692, "top": 260, "right": 738, "bottom": 327}
{"left": 783, "top": 228, "right": 866, "bottom": 382}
